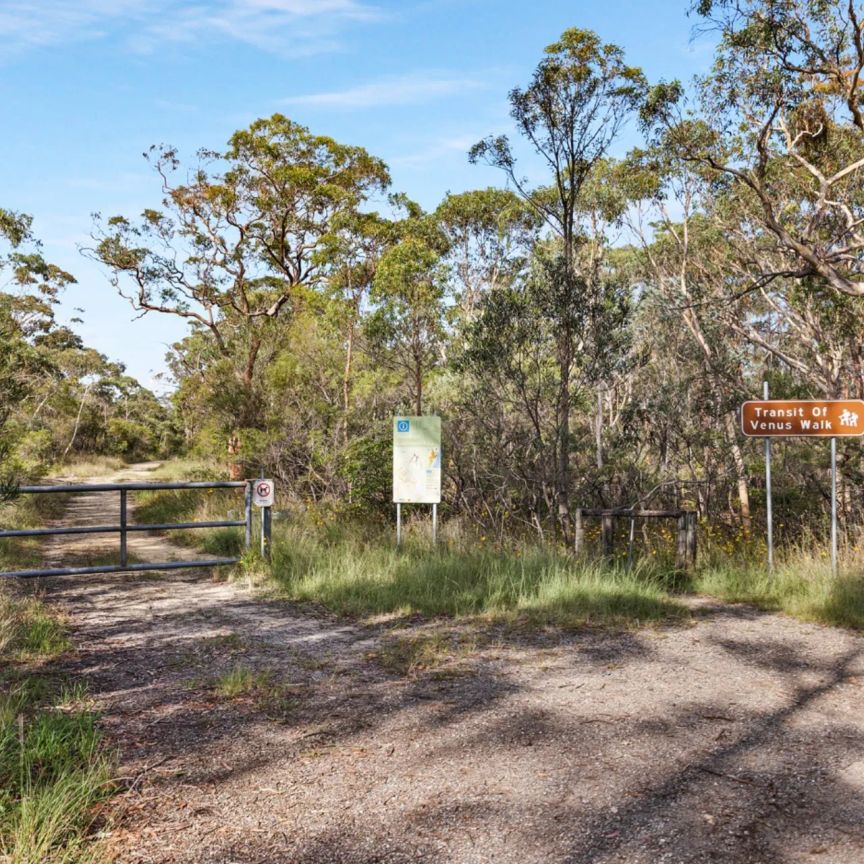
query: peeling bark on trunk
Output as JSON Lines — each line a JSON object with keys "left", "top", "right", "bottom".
{"left": 724, "top": 412, "right": 751, "bottom": 531}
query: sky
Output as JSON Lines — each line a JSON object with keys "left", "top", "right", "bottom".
{"left": 0, "top": 0, "right": 716, "bottom": 393}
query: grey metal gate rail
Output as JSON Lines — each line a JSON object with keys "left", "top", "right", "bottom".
{"left": 0, "top": 480, "right": 253, "bottom": 579}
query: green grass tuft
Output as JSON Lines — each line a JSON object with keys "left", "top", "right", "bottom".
{"left": 0, "top": 580, "right": 113, "bottom": 864}
{"left": 212, "top": 664, "right": 273, "bottom": 698}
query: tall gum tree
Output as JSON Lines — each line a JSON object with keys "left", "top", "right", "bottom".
{"left": 365, "top": 198, "right": 447, "bottom": 416}
{"left": 0, "top": 209, "right": 75, "bottom": 491}
{"left": 470, "top": 29, "right": 646, "bottom": 537}
{"left": 621, "top": 153, "right": 754, "bottom": 527}
{"left": 90, "top": 114, "right": 390, "bottom": 471}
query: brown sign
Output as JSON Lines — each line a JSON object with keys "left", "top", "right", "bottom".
{"left": 741, "top": 400, "right": 864, "bottom": 437}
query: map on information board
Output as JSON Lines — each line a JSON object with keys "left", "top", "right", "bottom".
{"left": 392, "top": 416, "right": 441, "bottom": 504}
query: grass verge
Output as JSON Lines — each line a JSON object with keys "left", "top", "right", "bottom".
{"left": 125, "top": 461, "right": 864, "bottom": 632}
{"left": 0, "top": 586, "right": 113, "bottom": 863}
{"left": 693, "top": 536, "right": 864, "bottom": 629}
{"left": 1, "top": 492, "right": 114, "bottom": 863}
{"left": 265, "top": 530, "right": 687, "bottom": 629}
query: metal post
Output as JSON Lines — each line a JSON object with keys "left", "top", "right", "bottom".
{"left": 244, "top": 480, "right": 253, "bottom": 550}
{"left": 831, "top": 436, "right": 838, "bottom": 578}
{"left": 119, "top": 489, "right": 127, "bottom": 568}
{"left": 261, "top": 505, "right": 272, "bottom": 562}
{"left": 432, "top": 503, "right": 438, "bottom": 546}
{"left": 396, "top": 503, "right": 402, "bottom": 547}
{"left": 764, "top": 380, "right": 774, "bottom": 574}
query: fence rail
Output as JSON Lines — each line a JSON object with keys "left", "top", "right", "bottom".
{"left": 1, "top": 480, "right": 253, "bottom": 579}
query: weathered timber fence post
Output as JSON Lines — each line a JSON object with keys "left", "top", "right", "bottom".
{"left": 601, "top": 513, "right": 614, "bottom": 562}
{"left": 573, "top": 508, "right": 584, "bottom": 554}
{"left": 627, "top": 513, "right": 636, "bottom": 569}
{"left": 675, "top": 511, "right": 697, "bottom": 572}
{"left": 686, "top": 511, "right": 697, "bottom": 569}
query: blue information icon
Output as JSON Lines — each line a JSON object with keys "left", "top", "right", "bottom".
{"left": 397, "top": 420, "right": 410, "bottom": 433}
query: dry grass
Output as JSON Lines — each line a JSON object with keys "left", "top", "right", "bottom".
{"left": 47, "top": 457, "right": 126, "bottom": 479}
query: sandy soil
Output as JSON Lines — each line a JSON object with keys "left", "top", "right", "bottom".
{"left": 35, "top": 464, "right": 864, "bottom": 863}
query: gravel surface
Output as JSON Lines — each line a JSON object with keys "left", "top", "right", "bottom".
{"left": 37, "top": 465, "right": 864, "bottom": 863}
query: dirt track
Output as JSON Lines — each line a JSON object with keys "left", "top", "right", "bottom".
{"left": 38, "top": 465, "right": 864, "bottom": 863}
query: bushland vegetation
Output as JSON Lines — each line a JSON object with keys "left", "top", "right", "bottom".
{"left": 83, "top": 3, "right": 864, "bottom": 554}
{"left": 4, "top": 1, "right": 864, "bottom": 625}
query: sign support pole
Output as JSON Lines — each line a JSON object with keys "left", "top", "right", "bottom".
{"left": 260, "top": 506, "right": 272, "bottom": 561}
{"left": 432, "top": 504, "right": 437, "bottom": 546}
{"left": 396, "top": 503, "right": 402, "bottom": 548}
{"left": 763, "top": 381, "right": 774, "bottom": 575}
{"left": 831, "top": 436, "right": 838, "bottom": 578}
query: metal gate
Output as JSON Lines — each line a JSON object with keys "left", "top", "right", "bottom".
{"left": 0, "top": 480, "right": 253, "bottom": 579}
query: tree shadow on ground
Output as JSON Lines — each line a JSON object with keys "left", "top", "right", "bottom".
{"left": 36, "top": 570, "right": 864, "bottom": 864}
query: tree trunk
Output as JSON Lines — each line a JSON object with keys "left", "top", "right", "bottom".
{"left": 723, "top": 412, "right": 751, "bottom": 531}
{"left": 343, "top": 323, "right": 354, "bottom": 447}
{"left": 62, "top": 383, "right": 92, "bottom": 460}
{"left": 595, "top": 388, "right": 604, "bottom": 469}
{"left": 227, "top": 433, "right": 243, "bottom": 481}
{"left": 556, "top": 332, "right": 572, "bottom": 539}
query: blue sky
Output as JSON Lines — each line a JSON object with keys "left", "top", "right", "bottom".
{"left": 1, "top": 0, "right": 714, "bottom": 392}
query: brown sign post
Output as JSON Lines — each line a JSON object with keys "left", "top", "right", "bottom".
{"left": 741, "top": 400, "right": 864, "bottom": 438}
{"left": 741, "top": 395, "right": 864, "bottom": 579}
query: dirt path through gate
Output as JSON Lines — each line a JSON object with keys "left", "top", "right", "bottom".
{"left": 43, "top": 461, "right": 195, "bottom": 568}
{"left": 35, "top": 464, "right": 864, "bottom": 863}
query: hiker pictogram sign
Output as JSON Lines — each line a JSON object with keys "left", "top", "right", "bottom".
{"left": 253, "top": 479, "right": 275, "bottom": 507}
{"left": 741, "top": 399, "right": 864, "bottom": 437}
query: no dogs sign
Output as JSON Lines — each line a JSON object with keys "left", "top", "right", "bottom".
{"left": 252, "top": 479, "right": 275, "bottom": 507}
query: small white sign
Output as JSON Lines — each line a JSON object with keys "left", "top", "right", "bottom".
{"left": 253, "top": 479, "right": 275, "bottom": 507}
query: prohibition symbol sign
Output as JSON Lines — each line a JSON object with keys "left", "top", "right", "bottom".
{"left": 253, "top": 479, "right": 275, "bottom": 507}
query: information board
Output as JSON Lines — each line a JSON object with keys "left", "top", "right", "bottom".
{"left": 392, "top": 416, "right": 441, "bottom": 504}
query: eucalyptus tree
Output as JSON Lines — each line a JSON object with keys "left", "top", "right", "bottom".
{"left": 0, "top": 209, "right": 75, "bottom": 490}
{"left": 91, "top": 115, "right": 390, "bottom": 462}
{"left": 644, "top": 0, "right": 864, "bottom": 299}
{"left": 365, "top": 198, "right": 448, "bottom": 416}
{"left": 434, "top": 188, "right": 538, "bottom": 321}
{"left": 321, "top": 210, "right": 393, "bottom": 446}
{"left": 470, "top": 29, "right": 646, "bottom": 535}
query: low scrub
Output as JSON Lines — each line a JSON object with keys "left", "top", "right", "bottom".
{"left": 125, "top": 462, "right": 864, "bottom": 632}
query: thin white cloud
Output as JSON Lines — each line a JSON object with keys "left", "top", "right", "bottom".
{"left": 389, "top": 134, "right": 483, "bottom": 166}
{"left": 0, "top": 0, "right": 379, "bottom": 59}
{"left": 284, "top": 74, "right": 486, "bottom": 109}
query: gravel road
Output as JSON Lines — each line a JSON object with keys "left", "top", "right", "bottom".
{"left": 38, "top": 465, "right": 864, "bottom": 863}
